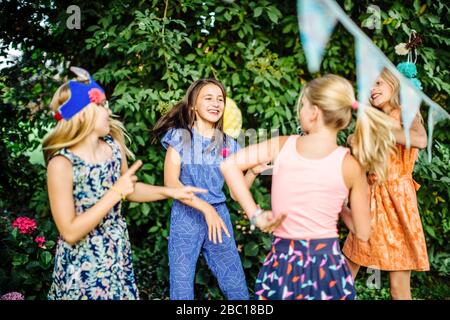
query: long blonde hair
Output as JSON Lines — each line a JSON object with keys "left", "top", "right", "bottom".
{"left": 298, "top": 74, "right": 395, "bottom": 181}
{"left": 42, "top": 82, "right": 133, "bottom": 164}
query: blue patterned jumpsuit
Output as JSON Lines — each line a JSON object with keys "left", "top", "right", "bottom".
{"left": 161, "top": 127, "right": 249, "bottom": 300}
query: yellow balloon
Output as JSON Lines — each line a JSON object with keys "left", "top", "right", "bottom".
{"left": 223, "top": 97, "right": 242, "bottom": 139}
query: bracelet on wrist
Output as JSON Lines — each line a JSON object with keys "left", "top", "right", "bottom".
{"left": 111, "top": 186, "right": 126, "bottom": 201}
{"left": 249, "top": 207, "right": 264, "bottom": 231}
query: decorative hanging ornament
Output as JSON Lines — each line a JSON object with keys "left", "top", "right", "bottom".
{"left": 223, "top": 97, "right": 242, "bottom": 139}
{"left": 396, "top": 30, "right": 423, "bottom": 90}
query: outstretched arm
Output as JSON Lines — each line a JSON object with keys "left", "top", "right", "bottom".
{"left": 392, "top": 113, "right": 427, "bottom": 149}
{"left": 117, "top": 143, "right": 207, "bottom": 203}
{"left": 221, "top": 136, "right": 287, "bottom": 228}
{"left": 229, "top": 163, "right": 272, "bottom": 200}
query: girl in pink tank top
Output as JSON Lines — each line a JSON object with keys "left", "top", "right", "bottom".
{"left": 221, "top": 74, "right": 395, "bottom": 300}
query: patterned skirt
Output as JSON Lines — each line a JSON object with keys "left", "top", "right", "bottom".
{"left": 255, "top": 237, "right": 356, "bottom": 300}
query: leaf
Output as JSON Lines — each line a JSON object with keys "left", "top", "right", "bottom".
{"left": 45, "top": 240, "right": 56, "bottom": 249}
{"left": 39, "top": 251, "right": 52, "bottom": 268}
{"left": 136, "top": 135, "right": 145, "bottom": 146}
{"left": 185, "top": 53, "right": 196, "bottom": 62}
{"left": 266, "top": 6, "right": 281, "bottom": 24}
{"left": 254, "top": 7, "right": 263, "bottom": 18}
{"left": 267, "top": 11, "right": 279, "bottom": 24}
{"left": 261, "top": 236, "right": 273, "bottom": 249}
{"left": 254, "top": 45, "right": 265, "bottom": 56}
{"left": 224, "top": 11, "right": 232, "bottom": 22}
{"left": 244, "top": 242, "right": 259, "bottom": 256}
{"left": 419, "top": 4, "right": 427, "bottom": 15}
{"left": 232, "top": 73, "right": 240, "bottom": 87}
{"left": 113, "top": 82, "right": 128, "bottom": 97}
{"left": 243, "top": 258, "right": 252, "bottom": 268}
{"left": 142, "top": 203, "right": 150, "bottom": 216}
{"left": 440, "top": 177, "right": 450, "bottom": 184}
{"left": 12, "top": 254, "right": 29, "bottom": 266}
{"left": 424, "top": 225, "right": 436, "bottom": 239}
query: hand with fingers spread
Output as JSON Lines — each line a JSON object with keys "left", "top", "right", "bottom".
{"left": 168, "top": 186, "right": 208, "bottom": 201}
{"left": 112, "top": 160, "right": 142, "bottom": 200}
{"left": 202, "top": 205, "right": 231, "bottom": 244}
{"left": 255, "top": 210, "right": 287, "bottom": 233}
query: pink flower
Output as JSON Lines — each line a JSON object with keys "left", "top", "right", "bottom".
{"left": 88, "top": 88, "right": 106, "bottom": 104}
{"left": 221, "top": 147, "right": 230, "bottom": 158}
{"left": 12, "top": 217, "right": 37, "bottom": 235}
{"left": 0, "top": 292, "right": 24, "bottom": 300}
{"left": 35, "top": 236, "right": 46, "bottom": 248}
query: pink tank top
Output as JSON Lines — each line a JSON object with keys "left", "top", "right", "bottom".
{"left": 271, "top": 135, "right": 350, "bottom": 239}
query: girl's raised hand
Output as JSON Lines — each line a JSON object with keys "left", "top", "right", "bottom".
{"left": 256, "top": 211, "right": 287, "bottom": 233}
{"left": 169, "top": 186, "right": 208, "bottom": 201}
{"left": 113, "top": 160, "right": 142, "bottom": 198}
{"left": 202, "top": 205, "right": 231, "bottom": 244}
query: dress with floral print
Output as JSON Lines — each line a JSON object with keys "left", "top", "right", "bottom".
{"left": 48, "top": 135, "right": 139, "bottom": 300}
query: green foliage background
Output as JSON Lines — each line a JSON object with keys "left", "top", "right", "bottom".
{"left": 0, "top": 0, "right": 449, "bottom": 299}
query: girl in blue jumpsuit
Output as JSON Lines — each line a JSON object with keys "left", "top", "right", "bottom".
{"left": 153, "top": 79, "right": 260, "bottom": 300}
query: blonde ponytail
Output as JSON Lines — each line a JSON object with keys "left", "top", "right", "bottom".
{"left": 300, "top": 74, "right": 395, "bottom": 181}
{"left": 351, "top": 107, "right": 396, "bottom": 181}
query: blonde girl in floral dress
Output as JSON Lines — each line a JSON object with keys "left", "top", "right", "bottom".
{"left": 43, "top": 68, "right": 205, "bottom": 300}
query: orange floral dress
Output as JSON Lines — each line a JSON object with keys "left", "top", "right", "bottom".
{"left": 343, "top": 109, "right": 430, "bottom": 271}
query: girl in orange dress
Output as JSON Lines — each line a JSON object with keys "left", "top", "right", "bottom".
{"left": 343, "top": 68, "right": 430, "bottom": 300}
{"left": 343, "top": 69, "right": 430, "bottom": 300}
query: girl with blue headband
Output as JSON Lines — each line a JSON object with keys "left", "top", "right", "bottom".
{"left": 43, "top": 67, "right": 206, "bottom": 300}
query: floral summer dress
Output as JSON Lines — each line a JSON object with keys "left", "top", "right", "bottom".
{"left": 48, "top": 135, "right": 139, "bottom": 300}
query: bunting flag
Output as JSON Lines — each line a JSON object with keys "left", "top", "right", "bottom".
{"left": 399, "top": 78, "right": 422, "bottom": 148}
{"left": 297, "top": 0, "right": 337, "bottom": 73}
{"left": 427, "top": 103, "right": 448, "bottom": 162}
{"left": 355, "top": 37, "right": 385, "bottom": 113}
{"left": 297, "top": 0, "right": 450, "bottom": 161}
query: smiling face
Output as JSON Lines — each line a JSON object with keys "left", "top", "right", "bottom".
{"left": 369, "top": 69, "right": 400, "bottom": 112}
{"left": 194, "top": 83, "right": 225, "bottom": 126}
{"left": 370, "top": 76, "right": 393, "bottom": 110}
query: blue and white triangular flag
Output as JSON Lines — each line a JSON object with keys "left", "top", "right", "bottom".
{"left": 355, "top": 37, "right": 385, "bottom": 112}
{"left": 399, "top": 78, "right": 422, "bottom": 149}
{"left": 426, "top": 102, "right": 448, "bottom": 162}
{"left": 297, "top": 0, "right": 337, "bottom": 73}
